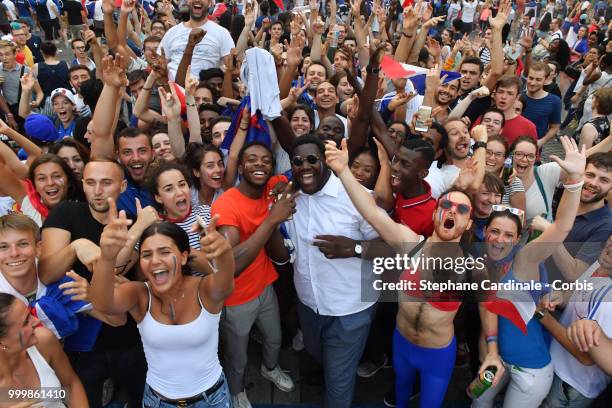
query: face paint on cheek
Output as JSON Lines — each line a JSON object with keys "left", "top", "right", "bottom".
{"left": 172, "top": 255, "right": 177, "bottom": 277}
{"left": 18, "top": 331, "right": 25, "bottom": 348}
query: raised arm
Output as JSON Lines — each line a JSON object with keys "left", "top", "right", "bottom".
{"left": 197, "top": 215, "right": 235, "bottom": 306}
{"left": 175, "top": 28, "right": 205, "bottom": 88}
{"left": 0, "top": 145, "right": 26, "bottom": 204}
{"left": 223, "top": 109, "right": 250, "bottom": 190}
{"left": 482, "top": 0, "right": 509, "bottom": 90}
{"left": 325, "top": 139, "right": 419, "bottom": 245}
{"left": 519, "top": 137, "right": 586, "bottom": 265}
{"left": 90, "top": 198, "right": 144, "bottom": 316}
{"left": 90, "top": 55, "right": 127, "bottom": 159}
{"left": 158, "top": 83, "right": 185, "bottom": 158}
{"left": 184, "top": 71, "right": 202, "bottom": 145}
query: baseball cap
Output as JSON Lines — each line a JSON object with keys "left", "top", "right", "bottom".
{"left": 50, "top": 88, "right": 77, "bottom": 106}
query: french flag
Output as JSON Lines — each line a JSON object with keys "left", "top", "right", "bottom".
{"left": 380, "top": 55, "right": 462, "bottom": 95}
{"left": 221, "top": 95, "right": 272, "bottom": 151}
{"left": 483, "top": 295, "right": 536, "bottom": 335}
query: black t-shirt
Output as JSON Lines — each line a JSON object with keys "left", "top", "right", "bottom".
{"left": 43, "top": 201, "right": 140, "bottom": 350}
{"left": 62, "top": 0, "right": 85, "bottom": 26}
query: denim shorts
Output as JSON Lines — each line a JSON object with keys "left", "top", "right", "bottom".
{"left": 142, "top": 373, "right": 231, "bottom": 408}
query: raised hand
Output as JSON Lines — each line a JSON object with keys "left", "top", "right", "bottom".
{"left": 424, "top": 15, "right": 445, "bottom": 29}
{"left": 370, "top": 41, "right": 388, "bottom": 66}
{"left": 101, "top": 54, "right": 128, "bottom": 88}
{"left": 150, "top": 49, "right": 169, "bottom": 81}
{"left": 373, "top": 137, "right": 390, "bottom": 167}
{"left": 286, "top": 35, "right": 305, "bottom": 67}
{"left": 99, "top": 198, "right": 133, "bottom": 261}
{"left": 59, "top": 270, "right": 91, "bottom": 302}
{"left": 549, "top": 136, "right": 586, "bottom": 181}
{"left": 71, "top": 238, "right": 101, "bottom": 272}
{"left": 402, "top": 6, "right": 417, "bottom": 31}
{"left": 454, "top": 157, "right": 478, "bottom": 189}
{"left": 121, "top": 0, "right": 136, "bottom": 14}
{"left": 82, "top": 29, "right": 96, "bottom": 44}
{"left": 288, "top": 81, "right": 308, "bottom": 104}
{"left": 135, "top": 197, "right": 159, "bottom": 229}
{"left": 185, "top": 65, "right": 199, "bottom": 97}
{"left": 490, "top": 0, "right": 511, "bottom": 30}
{"left": 244, "top": 2, "right": 256, "bottom": 27}
{"left": 471, "top": 124, "right": 488, "bottom": 143}
{"left": 325, "top": 138, "right": 349, "bottom": 174}
{"left": 20, "top": 72, "right": 35, "bottom": 91}
{"left": 159, "top": 82, "right": 182, "bottom": 121}
{"left": 268, "top": 182, "right": 298, "bottom": 225}
{"left": 188, "top": 28, "right": 206, "bottom": 47}
{"left": 388, "top": 92, "right": 414, "bottom": 112}
{"left": 198, "top": 215, "right": 232, "bottom": 260}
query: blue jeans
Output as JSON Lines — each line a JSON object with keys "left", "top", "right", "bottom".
{"left": 297, "top": 301, "right": 376, "bottom": 408}
{"left": 142, "top": 373, "right": 232, "bottom": 408}
{"left": 542, "top": 374, "right": 593, "bottom": 408}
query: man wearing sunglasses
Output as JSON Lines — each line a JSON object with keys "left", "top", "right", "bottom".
{"left": 285, "top": 136, "right": 380, "bottom": 408}
{"left": 325, "top": 138, "right": 499, "bottom": 408}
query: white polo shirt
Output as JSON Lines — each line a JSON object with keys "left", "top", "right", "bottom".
{"left": 286, "top": 173, "right": 379, "bottom": 316}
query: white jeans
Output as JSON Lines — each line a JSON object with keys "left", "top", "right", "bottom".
{"left": 471, "top": 360, "right": 554, "bottom": 408}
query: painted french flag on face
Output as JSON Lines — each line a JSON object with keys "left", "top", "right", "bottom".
{"left": 379, "top": 55, "right": 462, "bottom": 95}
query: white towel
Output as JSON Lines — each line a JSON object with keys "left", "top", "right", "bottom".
{"left": 241, "top": 48, "right": 282, "bottom": 121}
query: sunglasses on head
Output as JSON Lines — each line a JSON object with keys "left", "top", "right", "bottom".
{"left": 292, "top": 154, "right": 320, "bottom": 167}
{"left": 491, "top": 204, "right": 525, "bottom": 224}
{"left": 439, "top": 199, "right": 471, "bottom": 215}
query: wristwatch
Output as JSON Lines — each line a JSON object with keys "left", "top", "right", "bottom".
{"left": 534, "top": 310, "right": 546, "bottom": 320}
{"left": 473, "top": 141, "right": 487, "bottom": 150}
{"left": 354, "top": 242, "right": 363, "bottom": 258}
{"left": 402, "top": 31, "right": 413, "bottom": 38}
{"left": 366, "top": 65, "right": 380, "bottom": 74}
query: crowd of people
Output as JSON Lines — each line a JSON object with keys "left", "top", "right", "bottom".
{"left": 0, "top": 0, "right": 611, "bottom": 407}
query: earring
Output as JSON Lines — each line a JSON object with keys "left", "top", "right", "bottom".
{"left": 0, "top": 344, "right": 7, "bottom": 351}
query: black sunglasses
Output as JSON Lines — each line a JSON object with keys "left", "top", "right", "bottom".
{"left": 292, "top": 154, "right": 320, "bottom": 167}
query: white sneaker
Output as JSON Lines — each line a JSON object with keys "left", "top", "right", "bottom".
{"left": 232, "top": 391, "right": 252, "bottom": 408}
{"left": 292, "top": 330, "right": 305, "bottom": 351}
{"left": 260, "top": 364, "right": 295, "bottom": 392}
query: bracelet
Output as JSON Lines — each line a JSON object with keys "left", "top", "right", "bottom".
{"left": 271, "top": 257, "right": 291, "bottom": 266}
{"left": 239, "top": 126, "right": 249, "bottom": 131}
{"left": 563, "top": 180, "right": 584, "bottom": 192}
{"left": 485, "top": 335, "right": 498, "bottom": 343}
{"left": 142, "top": 87, "right": 152, "bottom": 91}
{"left": 186, "top": 102, "right": 196, "bottom": 107}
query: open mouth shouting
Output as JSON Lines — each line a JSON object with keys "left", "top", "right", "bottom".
{"left": 454, "top": 140, "right": 469, "bottom": 156}
{"left": 152, "top": 268, "right": 171, "bottom": 285}
{"left": 128, "top": 162, "right": 146, "bottom": 179}
{"left": 581, "top": 183, "right": 599, "bottom": 201}
{"left": 175, "top": 198, "right": 189, "bottom": 214}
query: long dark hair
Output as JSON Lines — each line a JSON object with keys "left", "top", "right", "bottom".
{"left": 49, "top": 138, "right": 91, "bottom": 164}
{"left": 182, "top": 143, "right": 225, "bottom": 191}
{"left": 138, "top": 222, "right": 193, "bottom": 276}
{"left": 27, "top": 153, "right": 85, "bottom": 203}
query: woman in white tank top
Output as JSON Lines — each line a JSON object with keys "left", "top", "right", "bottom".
{"left": 89, "top": 199, "right": 235, "bottom": 408}
{"left": 0, "top": 293, "right": 88, "bottom": 408}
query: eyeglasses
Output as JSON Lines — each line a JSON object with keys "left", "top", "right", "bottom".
{"left": 292, "top": 154, "right": 320, "bottom": 167}
{"left": 388, "top": 128, "right": 406, "bottom": 138}
{"left": 74, "top": 46, "right": 86, "bottom": 51}
{"left": 486, "top": 150, "right": 505, "bottom": 159}
{"left": 439, "top": 199, "right": 472, "bottom": 215}
{"left": 513, "top": 151, "right": 536, "bottom": 161}
{"left": 491, "top": 204, "right": 525, "bottom": 224}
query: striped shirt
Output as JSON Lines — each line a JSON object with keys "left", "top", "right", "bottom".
{"left": 502, "top": 177, "right": 525, "bottom": 205}
{"left": 166, "top": 204, "right": 211, "bottom": 276}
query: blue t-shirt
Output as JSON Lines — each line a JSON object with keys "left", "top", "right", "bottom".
{"left": 498, "top": 267, "right": 551, "bottom": 368}
{"left": 16, "top": 0, "right": 32, "bottom": 16}
{"left": 521, "top": 93, "right": 562, "bottom": 139}
{"left": 117, "top": 176, "right": 155, "bottom": 219}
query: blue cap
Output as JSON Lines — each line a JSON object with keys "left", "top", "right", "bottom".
{"left": 25, "top": 114, "right": 59, "bottom": 142}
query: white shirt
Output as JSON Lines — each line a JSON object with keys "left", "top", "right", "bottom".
{"left": 461, "top": 0, "right": 478, "bottom": 23}
{"left": 424, "top": 161, "right": 460, "bottom": 199}
{"left": 550, "top": 262, "right": 612, "bottom": 398}
{"left": 287, "top": 173, "right": 379, "bottom": 316}
{"left": 160, "top": 20, "right": 235, "bottom": 81}
{"left": 524, "top": 162, "right": 561, "bottom": 221}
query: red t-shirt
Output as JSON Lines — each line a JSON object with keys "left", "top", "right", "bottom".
{"left": 211, "top": 175, "right": 288, "bottom": 306}
{"left": 474, "top": 114, "right": 537, "bottom": 148}
{"left": 392, "top": 181, "right": 436, "bottom": 238}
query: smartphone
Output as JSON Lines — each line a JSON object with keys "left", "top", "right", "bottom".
{"left": 414, "top": 106, "right": 432, "bottom": 133}
{"left": 195, "top": 215, "right": 207, "bottom": 232}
